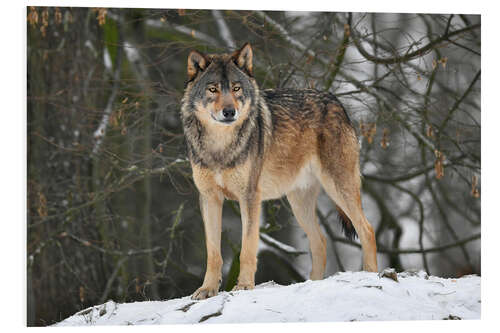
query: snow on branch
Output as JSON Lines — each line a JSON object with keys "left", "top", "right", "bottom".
{"left": 256, "top": 11, "right": 316, "bottom": 59}
{"left": 123, "top": 41, "right": 149, "bottom": 87}
{"left": 106, "top": 10, "right": 221, "bottom": 47}
{"left": 212, "top": 10, "right": 236, "bottom": 49}
{"left": 93, "top": 49, "right": 122, "bottom": 155}
{"left": 260, "top": 233, "right": 307, "bottom": 256}
{"left": 144, "top": 18, "right": 220, "bottom": 47}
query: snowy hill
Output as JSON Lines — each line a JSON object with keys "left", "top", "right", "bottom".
{"left": 55, "top": 270, "right": 480, "bottom": 326}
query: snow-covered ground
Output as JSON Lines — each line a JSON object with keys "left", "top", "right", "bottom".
{"left": 55, "top": 270, "right": 480, "bottom": 326}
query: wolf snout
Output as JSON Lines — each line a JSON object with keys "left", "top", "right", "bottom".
{"left": 219, "top": 108, "right": 237, "bottom": 123}
{"left": 222, "top": 108, "right": 236, "bottom": 119}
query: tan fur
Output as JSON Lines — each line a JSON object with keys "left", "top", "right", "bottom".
{"left": 183, "top": 44, "right": 378, "bottom": 300}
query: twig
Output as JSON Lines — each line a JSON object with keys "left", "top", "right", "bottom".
{"left": 324, "top": 13, "right": 352, "bottom": 90}
{"left": 99, "top": 257, "right": 128, "bottom": 304}
{"left": 421, "top": 149, "right": 474, "bottom": 269}
{"left": 316, "top": 208, "right": 345, "bottom": 272}
{"left": 328, "top": 233, "right": 480, "bottom": 255}
{"left": 66, "top": 232, "right": 164, "bottom": 257}
{"left": 444, "top": 14, "right": 454, "bottom": 36}
{"left": 438, "top": 69, "right": 481, "bottom": 136}
{"left": 363, "top": 182, "right": 403, "bottom": 271}
{"left": 390, "top": 182, "right": 429, "bottom": 274}
{"left": 363, "top": 156, "right": 463, "bottom": 183}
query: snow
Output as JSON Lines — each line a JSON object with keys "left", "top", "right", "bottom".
{"left": 55, "top": 270, "right": 480, "bottom": 326}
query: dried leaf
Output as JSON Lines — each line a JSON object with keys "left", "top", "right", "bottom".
{"left": 110, "top": 113, "right": 118, "bottom": 128}
{"left": 471, "top": 175, "right": 480, "bottom": 198}
{"left": 360, "top": 121, "right": 377, "bottom": 144}
{"left": 79, "top": 286, "right": 85, "bottom": 303}
{"left": 40, "top": 25, "right": 47, "bottom": 38}
{"left": 440, "top": 57, "right": 448, "bottom": 68}
{"left": 41, "top": 8, "right": 49, "bottom": 27}
{"left": 426, "top": 125, "right": 434, "bottom": 138}
{"left": 54, "top": 8, "right": 62, "bottom": 25}
{"left": 344, "top": 23, "right": 350, "bottom": 37}
{"left": 97, "top": 8, "right": 107, "bottom": 26}
{"left": 28, "top": 7, "right": 39, "bottom": 26}
{"left": 434, "top": 150, "right": 445, "bottom": 179}
{"left": 380, "top": 128, "right": 390, "bottom": 149}
{"left": 135, "top": 278, "right": 141, "bottom": 294}
{"left": 37, "top": 191, "right": 48, "bottom": 218}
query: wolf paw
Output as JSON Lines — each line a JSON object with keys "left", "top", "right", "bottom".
{"left": 232, "top": 283, "right": 254, "bottom": 291}
{"left": 191, "top": 286, "right": 219, "bottom": 300}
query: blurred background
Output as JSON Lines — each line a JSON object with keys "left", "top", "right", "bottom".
{"left": 27, "top": 7, "right": 480, "bottom": 326}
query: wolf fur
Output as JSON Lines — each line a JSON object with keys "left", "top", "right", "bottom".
{"left": 181, "top": 43, "right": 378, "bottom": 300}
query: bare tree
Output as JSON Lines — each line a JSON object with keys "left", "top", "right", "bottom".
{"left": 27, "top": 8, "right": 480, "bottom": 326}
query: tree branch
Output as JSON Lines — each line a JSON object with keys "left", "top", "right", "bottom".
{"left": 349, "top": 22, "right": 480, "bottom": 65}
{"left": 65, "top": 232, "right": 164, "bottom": 257}
{"left": 438, "top": 69, "right": 481, "bottom": 136}
{"left": 328, "top": 233, "right": 480, "bottom": 255}
{"left": 212, "top": 10, "right": 236, "bottom": 49}
{"left": 92, "top": 44, "right": 123, "bottom": 155}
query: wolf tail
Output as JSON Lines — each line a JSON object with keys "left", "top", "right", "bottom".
{"left": 336, "top": 205, "right": 358, "bottom": 241}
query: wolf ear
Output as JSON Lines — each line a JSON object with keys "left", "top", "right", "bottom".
{"left": 187, "top": 50, "right": 208, "bottom": 81}
{"left": 232, "top": 43, "right": 253, "bottom": 76}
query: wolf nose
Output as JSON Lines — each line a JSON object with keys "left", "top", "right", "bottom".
{"left": 222, "top": 108, "right": 236, "bottom": 119}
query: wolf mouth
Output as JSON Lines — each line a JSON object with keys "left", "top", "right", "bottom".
{"left": 211, "top": 113, "right": 237, "bottom": 124}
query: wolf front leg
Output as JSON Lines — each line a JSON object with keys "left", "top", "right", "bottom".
{"left": 233, "top": 192, "right": 262, "bottom": 291}
{"left": 192, "top": 192, "right": 224, "bottom": 300}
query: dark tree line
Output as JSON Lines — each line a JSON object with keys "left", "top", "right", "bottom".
{"left": 27, "top": 7, "right": 480, "bottom": 326}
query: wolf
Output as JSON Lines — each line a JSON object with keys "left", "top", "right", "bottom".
{"left": 181, "top": 43, "right": 378, "bottom": 300}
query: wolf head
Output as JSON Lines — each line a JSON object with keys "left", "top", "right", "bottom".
{"left": 181, "top": 43, "right": 271, "bottom": 168}
{"left": 182, "top": 43, "right": 257, "bottom": 126}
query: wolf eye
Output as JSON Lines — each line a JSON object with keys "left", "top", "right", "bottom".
{"left": 208, "top": 87, "right": 217, "bottom": 93}
{"left": 233, "top": 86, "right": 241, "bottom": 92}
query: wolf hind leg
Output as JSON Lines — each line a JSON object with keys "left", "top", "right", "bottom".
{"left": 287, "top": 182, "right": 327, "bottom": 280}
{"left": 319, "top": 169, "right": 378, "bottom": 272}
